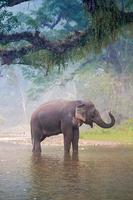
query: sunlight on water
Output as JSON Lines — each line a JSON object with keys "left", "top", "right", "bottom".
{"left": 0, "top": 143, "right": 133, "bottom": 200}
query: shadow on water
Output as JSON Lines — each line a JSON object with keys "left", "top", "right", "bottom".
{"left": 0, "top": 143, "right": 133, "bottom": 200}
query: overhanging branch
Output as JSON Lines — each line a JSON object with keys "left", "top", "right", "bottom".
{"left": 0, "top": 31, "right": 87, "bottom": 64}
{"left": 0, "top": 0, "right": 132, "bottom": 65}
{"left": 0, "top": 0, "right": 30, "bottom": 8}
{"left": 7, "top": 0, "right": 30, "bottom": 7}
{"left": 0, "top": 45, "right": 33, "bottom": 64}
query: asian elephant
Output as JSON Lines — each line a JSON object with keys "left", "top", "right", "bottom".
{"left": 30, "top": 100, "right": 115, "bottom": 154}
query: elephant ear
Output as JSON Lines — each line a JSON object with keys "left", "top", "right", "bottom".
{"left": 75, "top": 104, "right": 86, "bottom": 122}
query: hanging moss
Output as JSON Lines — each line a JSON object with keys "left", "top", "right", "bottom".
{"left": 21, "top": 0, "right": 128, "bottom": 73}
{"left": 91, "top": 0, "right": 122, "bottom": 45}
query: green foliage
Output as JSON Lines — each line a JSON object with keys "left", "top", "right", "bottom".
{"left": 0, "top": 0, "right": 132, "bottom": 73}
{"left": 41, "top": 0, "right": 88, "bottom": 30}
{"left": 21, "top": 23, "right": 133, "bottom": 100}
{"left": 0, "top": 0, "right": 7, "bottom": 7}
{"left": 125, "top": 0, "right": 133, "bottom": 11}
{"left": 16, "top": 0, "right": 88, "bottom": 33}
{"left": 0, "top": 8, "right": 18, "bottom": 33}
{"left": 80, "top": 119, "right": 133, "bottom": 144}
{"left": 90, "top": 0, "right": 121, "bottom": 49}
{"left": 20, "top": 0, "right": 133, "bottom": 70}
{"left": 23, "top": 50, "right": 68, "bottom": 72}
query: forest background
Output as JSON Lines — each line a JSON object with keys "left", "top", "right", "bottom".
{"left": 0, "top": 0, "right": 133, "bottom": 143}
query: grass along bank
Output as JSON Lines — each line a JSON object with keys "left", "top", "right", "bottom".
{"left": 80, "top": 119, "right": 133, "bottom": 144}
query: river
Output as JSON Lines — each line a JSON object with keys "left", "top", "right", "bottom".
{"left": 0, "top": 142, "right": 133, "bottom": 200}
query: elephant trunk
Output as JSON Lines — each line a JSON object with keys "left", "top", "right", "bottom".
{"left": 94, "top": 112, "right": 115, "bottom": 128}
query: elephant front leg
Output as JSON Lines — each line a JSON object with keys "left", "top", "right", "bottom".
{"left": 63, "top": 127, "right": 73, "bottom": 155}
{"left": 63, "top": 133, "right": 72, "bottom": 155}
{"left": 72, "top": 128, "right": 79, "bottom": 154}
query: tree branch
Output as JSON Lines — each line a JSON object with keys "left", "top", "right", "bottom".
{"left": 42, "top": 13, "right": 62, "bottom": 29}
{"left": 0, "top": 45, "right": 33, "bottom": 64}
{"left": 0, "top": 31, "right": 87, "bottom": 64}
{"left": 7, "top": 0, "right": 30, "bottom": 7}
{"left": 0, "top": 0, "right": 30, "bottom": 9}
{"left": 0, "top": 0, "right": 132, "bottom": 65}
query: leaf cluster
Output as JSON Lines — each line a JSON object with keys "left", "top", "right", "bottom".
{"left": 0, "top": 8, "right": 18, "bottom": 33}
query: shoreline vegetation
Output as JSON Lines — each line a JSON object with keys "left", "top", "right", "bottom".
{"left": 80, "top": 119, "right": 133, "bottom": 145}
{"left": 0, "top": 119, "right": 133, "bottom": 147}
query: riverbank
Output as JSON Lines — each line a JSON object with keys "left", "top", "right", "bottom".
{"left": 0, "top": 133, "right": 127, "bottom": 148}
{"left": 0, "top": 119, "right": 133, "bottom": 147}
{"left": 81, "top": 119, "right": 133, "bottom": 145}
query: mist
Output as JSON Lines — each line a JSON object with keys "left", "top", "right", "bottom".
{"left": 0, "top": 0, "right": 133, "bottom": 137}
{"left": 0, "top": 47, "right": 133, "bottom": 134}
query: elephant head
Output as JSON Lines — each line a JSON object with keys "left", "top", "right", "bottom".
{"left": 75, "top": 102, "right": 115, "bottom": 128}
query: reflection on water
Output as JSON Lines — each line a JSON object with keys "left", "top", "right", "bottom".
{"left": 0, "top": 143, "right": 133, "bottom": 200}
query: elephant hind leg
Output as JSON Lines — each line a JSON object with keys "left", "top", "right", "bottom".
{"left": 31, "top": 126, "right": 42, "bottom": 153}
{"left": 32, "top": 139, "right": 41, "bottom": 153}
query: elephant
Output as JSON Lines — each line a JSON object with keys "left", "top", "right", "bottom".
{"left": 30, "top": 100, "right": 115, "bottom": 154}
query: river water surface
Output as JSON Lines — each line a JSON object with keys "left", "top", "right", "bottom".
{"left": 0, "top": 142, "right": 133, "bottom": 200}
